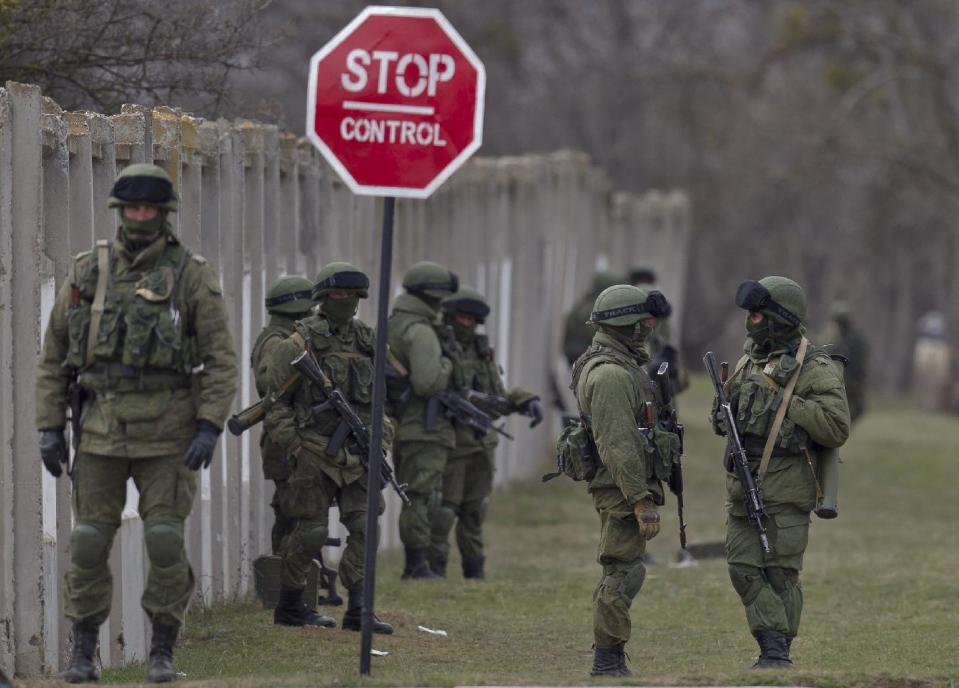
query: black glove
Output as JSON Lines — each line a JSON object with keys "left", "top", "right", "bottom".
{"left": 39, "top": 427, "right": 68, "bottom": 478}
{"left": 521, "top": 397, "right": 544, "bottom": 428}
{"left": 184, "top": 420, "right": 221, "bottom": 471}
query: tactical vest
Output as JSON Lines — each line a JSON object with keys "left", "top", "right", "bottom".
{"left": 66, "top": 241, "right": 194, "bottom": 391}
{"left": 452, "top": 334, "right": 500, "bottom": 394}
{"left": 728, "top": 348, "right": 832, "bottom": 458}
{"left": 289, "top": 315, "right": 375, "bottom": 438}
{"left": 572, "top": 343, "right": 679, "bottom": 486}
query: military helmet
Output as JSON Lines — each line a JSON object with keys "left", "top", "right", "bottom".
{"left": 402, "top": 261, "right": 459, "bottom": 299}
{"left": 312, "top": 261, "right": 370, "bottom": 300}
{"left": 590, "top": 270, "right": 622, "bottom": 295}
{"left": 590, "top": 285, "right": 672, "bottom": 326}
{"left": 628, "top": 266, "right": 657, "bottom": 286}
{"left": 736, "top": 276, "right": 806, "bottom": 326}
{"left": 107, "top": 163, "right": 178, "bottom": 212}
{"left": 442, "top": 286, "right": 491, "bottom": 323}
{"left": 265, "top": 275, "right": 314, "bottom": 315}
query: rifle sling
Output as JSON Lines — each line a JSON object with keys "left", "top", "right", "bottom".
{"left": 84, "top": 241, "right": 111, "bottom": 369}
{"left": 758, "top": 336, "right": 809, "bottom": 478}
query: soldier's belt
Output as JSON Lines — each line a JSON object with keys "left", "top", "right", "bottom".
{"left": 80, "top": 362, "right": 191, "bottom": 391}
{"left": 742, "top": 434, "right": 795, "bottom": 459}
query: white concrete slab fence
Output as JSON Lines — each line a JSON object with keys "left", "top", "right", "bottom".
{"left": 0, "top": 81, "right": 691, "bottom": 677}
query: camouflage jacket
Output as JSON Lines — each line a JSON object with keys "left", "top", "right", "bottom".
{"left": 719, "top": 340, "right": 850, "bottom": 515}
{"left": 574, "top": 331, "right": 675, "bottom": 506}
{"left": 450, "top": 333, "right": 536, "bottom": 455}
{"left": 387, "top": 293, "right": 454, "bottom": 448}
{"left": 35, "top": 232, "right": 237, "bottom": 458}
{"left": 251, "top": 313, "right": 299, "bottom": 480}
{"left": 262, "top": 313, "right": 392, "bottom": 486}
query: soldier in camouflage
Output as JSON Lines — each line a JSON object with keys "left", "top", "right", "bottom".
{"left": 571, "top": 285, "right": 678, "bottom": 677}
{"left": 828, "top": 301, "right": 868, "bottom": 424}
{"left": 428, "top": 287, "right": 543, "bottom": 579}
{"left": 712, "top": 276, "right": 850, "bottom": 668}
{"left": 36, "top": 163, "right": 238, "bottom": 683}
{"left": 387, "top": 261, "right": 460, "bottom": 579}
{"left": 262, "top": 262, "right": 393, "bottom": 634}
{"left": 251, "top": 276, "right": 315, "bottom": 554}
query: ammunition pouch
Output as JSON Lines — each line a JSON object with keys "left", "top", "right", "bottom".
{"left": 78, "top": 362, "right": 192, "bottom": 393}
{"left": 545, "top": 415, "right": 598, "bottom": 482}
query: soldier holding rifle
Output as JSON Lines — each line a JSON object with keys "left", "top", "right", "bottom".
{"left": 261, "top": 262, "right": 394, "bottom": 634}
{"left": 705, "top": 276, "right": 849, "bottom": 669}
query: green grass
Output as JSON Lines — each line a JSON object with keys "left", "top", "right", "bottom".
{"left": 41, "top": 376, "right": 959, "bottom": 686}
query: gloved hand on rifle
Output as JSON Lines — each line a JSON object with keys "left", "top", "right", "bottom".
{"left": 519, "top": 396, "right": 544, "bottom": 428}
{"left": 633, "top": 498, "right": 661, "bottom": 541}
{"left": 709, "top": 398, "right": 727, "bottom": 436}
{"left": 39, "top": 427, "right": 68, "bottom": 478}
{"left": 183, "top": 420, "right": 221, "bottom": 471}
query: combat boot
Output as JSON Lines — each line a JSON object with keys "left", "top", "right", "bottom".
{"left": 273, "top": 586, "right": 335, "bottom": 627}
{"left": 752, "top": 630, "right": 793, "bottom": 669}
{"left": 60, "top": 622, "right": 100, "bottom": 683}
{"left": 430, "top": 553, "right": 448, "bottom": 578}
{"left": 401, "top": 547, "right": 439, "bottom": 580}
{"left": 590, "top": 643, "right": 631, "bottom": 677}
{"left": 147, "top": 623, "right": 178, "bottom": 683}
{"left": 341, "top": 590, "right": 394, "bottom": 634}
{"left": 462, "top": 556, "right": 485, "bottom": 579}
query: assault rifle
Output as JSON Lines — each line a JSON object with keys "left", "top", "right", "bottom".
{"left": 655, "top": 362, "right": 687, "bottom": 549}
{"left": 703, "top": 351, "right": 771, "bottom": 553}
{"left": 291, "top": 350, "right": 411, "bottom": 505}
{"left": 463, "top": 389, "right": 514, "bottom": 417}
{"left": 426, "top": 390, "right": 514, "bottom": 440}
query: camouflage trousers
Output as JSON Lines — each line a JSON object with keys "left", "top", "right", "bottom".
{"left": 726, "top": 509, "right": 810, "bottom": 638}
{"left": 591, "top": 487, "right": 648, "bottom": 647}
{"left": 65, "top": 452, "right": 196, "bottom": 628}
{"left": 429, "top": 445, "right": 494, "bottom": 569}
{"left": 279, "top": 448, "right": 381, "bottom": 591}
{"left": 394, "top": 441, "right": 450, "bottom": 550}
{"left": 270, "top": 479, "right": 295, "bottom": 555}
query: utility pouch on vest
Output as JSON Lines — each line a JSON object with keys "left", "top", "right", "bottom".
{"left": 544, "top": 415, "right": 598, "bottom": 483}
{"left": 640, "top": 423, "right": 681, "bottom": 484}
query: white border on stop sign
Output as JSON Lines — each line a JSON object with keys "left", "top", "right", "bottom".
{"left": 305, "top": 5, "right": 487, "bottom": 200}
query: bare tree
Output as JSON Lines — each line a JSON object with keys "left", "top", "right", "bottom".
{"left": 0, "top": 0, "right": 272, "bottom": 116}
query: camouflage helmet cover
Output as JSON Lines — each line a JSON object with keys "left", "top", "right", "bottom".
{"left": 107, "top": 163, "right": 178, "bottom": 212}
{"left": 736, "top": 275, "right": 807, "bottom": 325}
{"left": 590, "top": 285, "right": 671, "bottom": 326}
{"left": 442, "top": 285, "right": 491, "bottom": 322}
{"left": 265, "top": 275, "right": 315, "bottom": 315}
{"left": 402, "top": 261, "right": 459, "bottom": 299}
{"left": 312, "top": 261, "right": 370, "bottom": 299}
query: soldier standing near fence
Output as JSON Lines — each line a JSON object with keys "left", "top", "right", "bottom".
{"left": 35, "top": 163, "right": 238, "bottom": 683}
{"left": 252, "top": 276, "right": 316, "bottom": 555}
{"left": 569, "top": 285, "right": 678, "bottom": 677}
{"left": 712, "top": 276, "right": 849, "bottom": 668}
{"left": 387, "top": 261, "right": 460, "bottom": 579}
{"left": 262, "top": 262, "right": 393, "bottom": 634}
{"left": 427, "top": 287, "right": 543, "bottom": 579}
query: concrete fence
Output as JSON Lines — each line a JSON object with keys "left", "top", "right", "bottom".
{"left": 0, "top": 81, "right": 691, "bottom": 677}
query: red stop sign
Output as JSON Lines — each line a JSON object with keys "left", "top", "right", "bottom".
{"left": 306, "top": 6, "right": 486, "bottom": 199}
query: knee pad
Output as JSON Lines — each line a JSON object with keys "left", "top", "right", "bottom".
{"left": 297, "top": 520, "right": 329, "bottom": 554}
{"left": 144, "top": 522, "right": 184, "bottom": 568}
{"left": 620, "top": 561, "right": 647, "bottom": 600}
{"left": 729, "top": 564, "right": 764, "bottom": 606}
{"left": 432, "top": 503, "right": 457, "bottom": 535}
{"left": 71, "top": 523, "right": 113, "bottom": 570}
{"left": 765, "top": 566, "right": 799, "bottom": 595}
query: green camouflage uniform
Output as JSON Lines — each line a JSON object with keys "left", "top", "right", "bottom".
{"left": 428, "top": 331, "right": 536, "bottom": 574}
{"left": 715, "top": 279, "right": 849, "bottom": 657}
{"left": 387, "top": 293, "right": 454, "bottom": 551}
{"left": 251, "top": 313, "right": 300, "bottom": 554}
{"left": 574, "top": 330, "right": 675, "bottom": 647}
{"left": 720, "top": 336, "right": 849, "bottom": 640}
{"left": 831, "top": 316, "right": 868, "bottom": 423}
{"left": 35, "top": 229, "right": 237, "bottom": 628}
{"left": 262, "top": 313, "right": 388, "bottom": 592}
